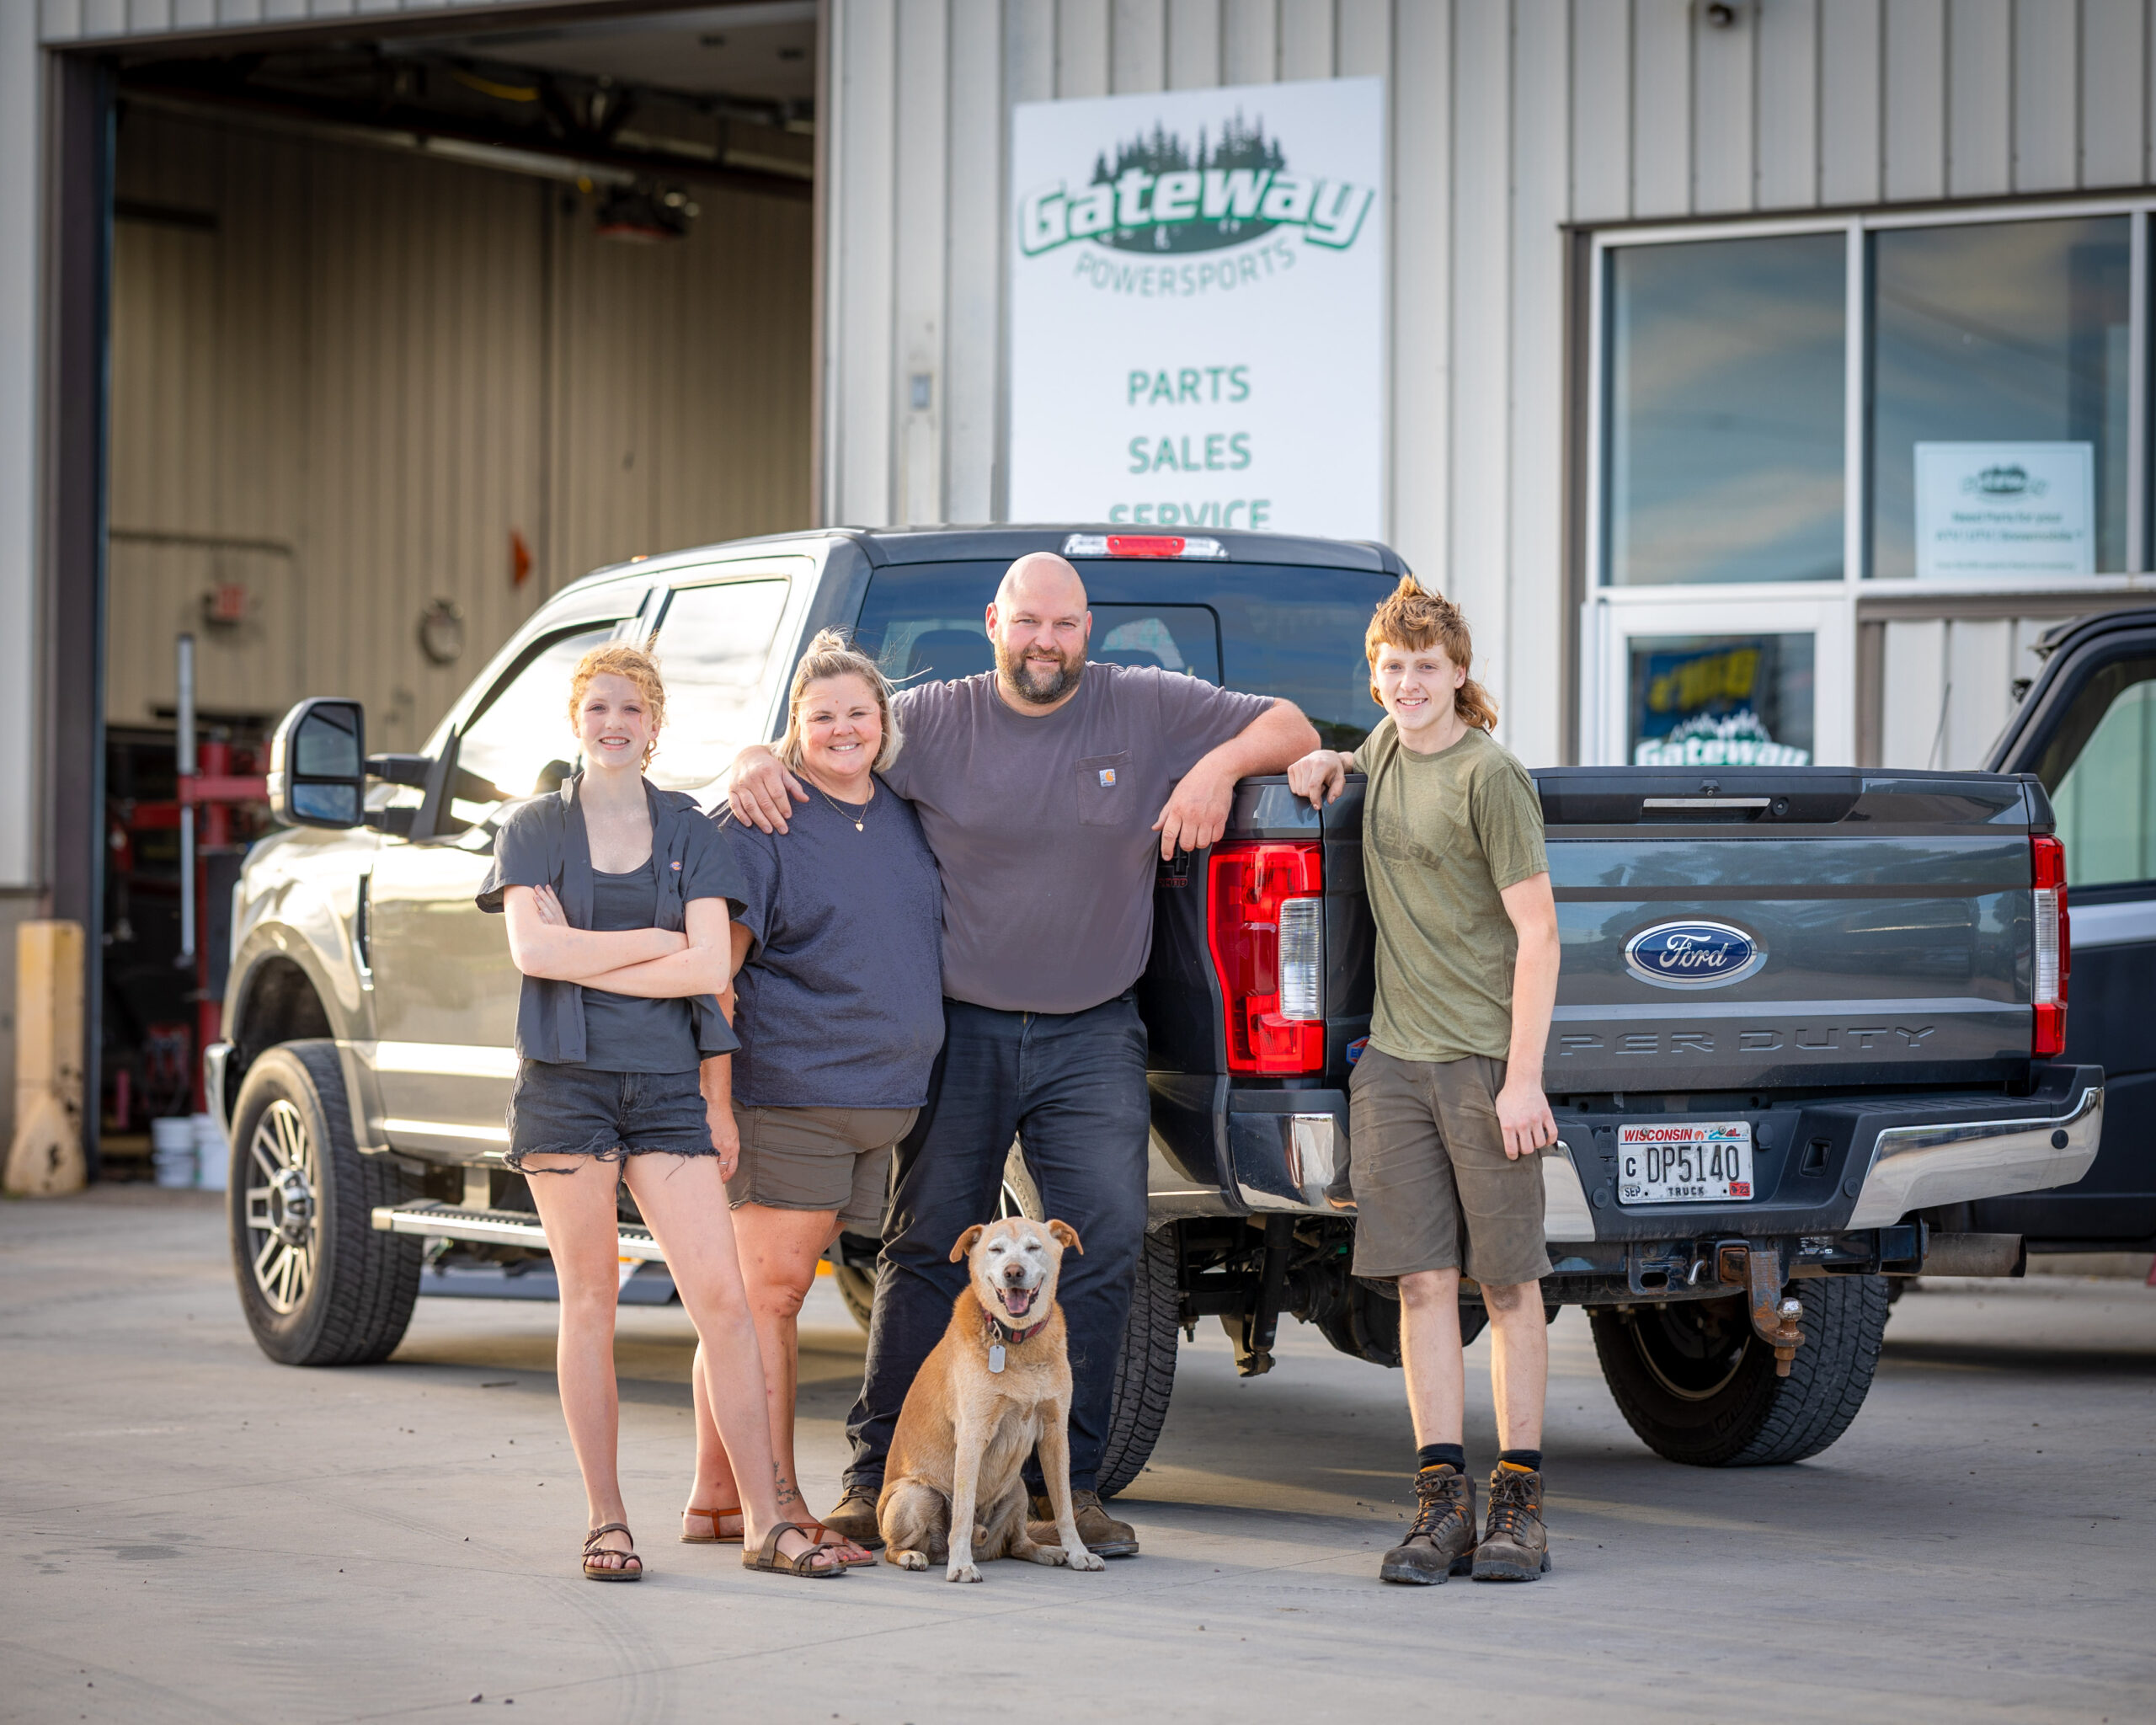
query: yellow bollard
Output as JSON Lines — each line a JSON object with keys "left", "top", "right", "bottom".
{"left": 4, "top": 920, "right": 87, "bottom": 1197}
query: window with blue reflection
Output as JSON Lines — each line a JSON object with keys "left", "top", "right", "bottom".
{"left": 1871, "top": 217, "right": 2130, "bottom": 580}
{"left": 1607, "top": 232, "right": 1846, "bottom": 586}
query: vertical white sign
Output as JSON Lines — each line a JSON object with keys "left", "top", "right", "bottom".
{"left": 1007, "top": 77, "right": 1386, "bottom": 539}
{"left": 1913, "top": 442, "right": 2096, "bottom": 578}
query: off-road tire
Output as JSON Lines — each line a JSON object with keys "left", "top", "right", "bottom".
{"left": 1096, "top": 1226, "right": 1180, "bottom": 1499}
{"left": 1589, "top": 1273, "right": 1890, "bottom": 1466}
{"left": 227, "top": 1041, "right": 423, "bottom": 1366}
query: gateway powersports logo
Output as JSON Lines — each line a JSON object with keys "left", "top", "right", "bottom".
{"left": 1020, "top": 112, "right": 1374, "bottom": 257}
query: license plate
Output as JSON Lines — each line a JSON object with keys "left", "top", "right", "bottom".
{"left": 1617, "top": 1122, "right": 1754, "bottom": 1204}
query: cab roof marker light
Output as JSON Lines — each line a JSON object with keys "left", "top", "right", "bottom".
{"left": 1061, "top": 533, "right": 1228, "bottom": 560}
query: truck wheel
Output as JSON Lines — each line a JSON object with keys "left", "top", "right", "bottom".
{"left": 1096, "top": 1226, "right": 1180, "bottom": 1499}
{"left": 1588, "top": 1274, "right": 1890, "bottom": 1467}
{"left": 227, "top": 1042, "right": 422, "bottom": 1367}
{"left": 832, "top": 1264, "right": 877, "bottom": 1332}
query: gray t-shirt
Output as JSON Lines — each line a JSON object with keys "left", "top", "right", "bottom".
{"left": 718, "top": 777, "right": 945, "bottom": 1108}
{"left": 581, "top": 861, "right": 702, "bottom": 1074}
{"left": 881, "top": 664, "right": 1273, "bottom": 1014}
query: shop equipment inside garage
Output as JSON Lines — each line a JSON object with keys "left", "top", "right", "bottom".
{"left": 94, "top": 3, "right": 816, "bottom": 1174}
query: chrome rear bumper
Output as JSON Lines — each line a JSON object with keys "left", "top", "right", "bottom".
{"left": 1847, "top": 1084, "right": 2104, "bottom": 1230}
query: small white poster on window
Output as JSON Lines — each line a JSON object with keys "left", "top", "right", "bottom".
{"left": 1913, "top": 442, "right": 2095, "bottom": 579}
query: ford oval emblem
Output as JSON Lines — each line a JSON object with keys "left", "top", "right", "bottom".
{"left": 1623, "top": 919, "right": 1766, "bottom": 989}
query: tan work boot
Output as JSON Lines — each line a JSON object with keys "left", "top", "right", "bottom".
{"left": 1027, "top": 1488, "right": 1139, "bottom": 1557}
{"left": 1380, "top": 1463, "right": 1477, "bottom": 1585}
{"left": 820, "top": 1484, "right": 885, "bottom": 1551}
{"left": 1470, "top": 1465, "right": 1550, "bottom": 1581}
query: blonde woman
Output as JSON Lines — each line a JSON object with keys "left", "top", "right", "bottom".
{"left": 478, "top": 644, "right": 843, "bottom": 1582}
{"left": 682, "top": 631, "right": 942, "bottom": 1563}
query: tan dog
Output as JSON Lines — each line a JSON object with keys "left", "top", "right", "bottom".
{"left": 877, "top": 1216, "right": 1108, "bottom": 1583}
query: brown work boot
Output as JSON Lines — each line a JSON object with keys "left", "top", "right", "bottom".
{"left": 1379, "top": 1463, "right": 1477, "bottom": 1585}
{"left": 819, "top": 1484, "right": 885, "bottom": 1551}
{"left": 1027, "top": 1488, "right": 1139, "bottom": 1557}
{"left": 1470, "top": 1465, "right": 1550, "bottom": 1581}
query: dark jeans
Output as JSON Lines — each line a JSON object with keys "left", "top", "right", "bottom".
{"left": 846, "top": 993, "right": 1150, "bottom": 1496}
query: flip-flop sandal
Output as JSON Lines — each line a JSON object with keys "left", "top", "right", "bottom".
{"left": 744, "top": 1525, "right": 846, "bottom": 1579}
{"left": 680, "top": 1501, "right": 745, "bottom": 1544}
{"left": 582, "top": 1522, "right": 643, "bottom": 1583}
{"left": 794, "top": 1519, "right": 875, "bottom": 1568}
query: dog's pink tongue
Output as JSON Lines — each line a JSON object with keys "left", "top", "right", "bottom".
{"left": 1005, "top": 1287, "right": 1034, "bottom": 1316}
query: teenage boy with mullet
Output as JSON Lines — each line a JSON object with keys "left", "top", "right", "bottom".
{"left": 1288, "top": 575, "right": 1561, "bottom": 1586}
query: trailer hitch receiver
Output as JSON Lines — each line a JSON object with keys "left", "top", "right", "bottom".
{"left": 1718, "top": 1242, "right": 1805, "bottom": 1376}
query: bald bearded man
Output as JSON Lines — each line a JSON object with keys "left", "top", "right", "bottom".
{"left": 726, "top": 553, "right": 1317, "bottom": 1557}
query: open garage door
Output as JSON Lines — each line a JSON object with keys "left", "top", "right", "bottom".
{"left": 93, "top": 5, "right": 816, "bottom": 1171}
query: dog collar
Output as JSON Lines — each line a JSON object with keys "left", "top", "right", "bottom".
{"left": 985, "top": 1306, "right": 1048, "bottom": 1373}
{"left": 990, "top": 1314, "right": 1049, "bottom": 1347}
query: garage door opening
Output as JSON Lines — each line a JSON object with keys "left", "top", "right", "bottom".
{"left": 94, "top": 5, "right": 816, "bottom": 1174}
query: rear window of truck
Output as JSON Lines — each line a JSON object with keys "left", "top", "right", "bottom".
{"left": 852, "top": 559, "right": 1397, "bottom": 750}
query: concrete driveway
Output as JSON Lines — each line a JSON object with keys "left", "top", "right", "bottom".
{"left": 4, "top": 1187, "right": 2153, "bottom": 1723}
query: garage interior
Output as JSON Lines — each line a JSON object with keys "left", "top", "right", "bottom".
{"left": 96, "top": 2, "right": 817, "bottom": 1167}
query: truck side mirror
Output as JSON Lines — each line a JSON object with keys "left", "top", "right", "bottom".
{"left": 269, "top": 698, "right": 366, "bottom": 829}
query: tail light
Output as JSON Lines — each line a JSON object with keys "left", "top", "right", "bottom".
{"left": 2031, "top": 834, "right": 2070, "bottom": 1058}
{"left": 1208, "top": 841, "right": 1325, "bottom": 1074}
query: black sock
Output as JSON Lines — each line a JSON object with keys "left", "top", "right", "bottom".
{"left": 1416, "top": 1442, "right": 1466, "bottom": 1473}
{"left": 1497, "top": 1448, "right": 1543, "bottom": 1474}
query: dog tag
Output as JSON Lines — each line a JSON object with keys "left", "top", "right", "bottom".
{"left": 988, "top": 1343, "right": 1006, "bottom": 1374}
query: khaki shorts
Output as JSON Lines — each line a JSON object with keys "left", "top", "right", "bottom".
{"left": 1348, "top": 1046, "right": 1551, "bottom": 1289}
{"left": 725, "top": 1104, "right": 918, "bottom": 1236}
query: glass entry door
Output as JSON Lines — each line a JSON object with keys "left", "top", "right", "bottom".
{"left": 1588, "top": 596, "right": 1853, "bottom": 770}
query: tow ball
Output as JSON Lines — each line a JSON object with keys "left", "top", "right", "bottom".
{"left": 1717, "top": 1242, "right": 1806, "bottom": 1377}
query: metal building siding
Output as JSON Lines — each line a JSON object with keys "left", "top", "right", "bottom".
{"left": 106, "top": 106, "right": 811, "bottom": 742}
{"left": 40, "top": 0, "right": 589, "bottom": 41}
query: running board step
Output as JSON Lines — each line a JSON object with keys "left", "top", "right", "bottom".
{"left": 369, "top": 1200, "right": 664, "bottom": 1262}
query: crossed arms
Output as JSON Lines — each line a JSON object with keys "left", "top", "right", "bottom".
{"left": 501, "top": 884, "right": 736, "bottom": 999}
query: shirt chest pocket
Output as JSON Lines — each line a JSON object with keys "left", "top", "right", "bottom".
{"left": 1075, "top": 752, "right": 1137, "bottom": 828}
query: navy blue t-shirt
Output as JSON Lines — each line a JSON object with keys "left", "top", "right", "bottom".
{"left": 580, "top": 860, "right": 703, "bottom": 1073}
{"left": 717, "top": 776, "right": 944, "bottom": 1108}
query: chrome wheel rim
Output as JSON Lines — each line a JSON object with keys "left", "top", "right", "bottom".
{"left": 243, "top": 1099, "right": 319, "bottom": 1315}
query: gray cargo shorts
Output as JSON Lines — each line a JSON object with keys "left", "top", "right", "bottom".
{"left": 725, "top": 1103, "right": 918, "bottom": 1236}
{"left": 1348, "top": 1045, "right": 1552, "bottom": 1290}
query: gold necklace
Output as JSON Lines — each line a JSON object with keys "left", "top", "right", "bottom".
{"left": 810, "top": 777, "right": 872, "bottom": 831}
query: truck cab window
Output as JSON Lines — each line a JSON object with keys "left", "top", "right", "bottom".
{"left": 2040, "top": 654, "right": 2156, "bottom": 889}
{"left": 452, "top": 625, "right": 617, "bottom": 820}
{"left": 854, "top": 560, "right": 1393, "bottom": 750}
{"left": 643, "top": 577, "right": 792, "bottom": 793}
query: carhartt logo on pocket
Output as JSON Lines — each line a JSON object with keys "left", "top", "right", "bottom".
{"left": 1099, "top": 767, "right": 1117, "bottom": 788}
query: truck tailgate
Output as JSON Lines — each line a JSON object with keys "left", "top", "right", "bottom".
{"left": 1538, "top": 768, "right": 2047, "bottom": 1093}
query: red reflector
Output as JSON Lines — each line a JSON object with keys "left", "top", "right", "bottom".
{"left": 1106, "top": 535, "right": 1185, "bottom": 558}
{"left": 2034, "top": 1002, "right": 2068, "bottom": 1059}
{"left": 1208, "top": 841, "right": 1326, "bottom": 1075}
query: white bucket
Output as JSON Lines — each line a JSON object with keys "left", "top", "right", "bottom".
{"left": 191, "top": 1113, "right": 228, "bottom": 1191}
{"left": 150, "top": 1116, "right": 196, "bottom": 1189}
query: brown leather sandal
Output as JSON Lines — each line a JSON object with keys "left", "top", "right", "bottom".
{"left": 743, "top": 1525, "right": 845, "bottom": 1578}
{"left": 582, "top": 1523, "right": 643, "bottom": 1582}
{"left": 794, "top": 1519, "right": 876, "bottom": 1569}
{"left": 680, "top": 1501, "right": 745, "bottom": 1544}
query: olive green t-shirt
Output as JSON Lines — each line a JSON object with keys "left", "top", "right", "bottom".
{"left": 1359, "top": 719, "right": 1549, "bottom": 1064}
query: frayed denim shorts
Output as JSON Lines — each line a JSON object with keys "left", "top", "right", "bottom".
{"left": 504, "top": 1060, "right": 717, "bottom": 1173}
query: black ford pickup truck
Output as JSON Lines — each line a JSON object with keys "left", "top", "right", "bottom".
{"left": 211, "top": 527, "right": 2119, "bottom": 1492}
